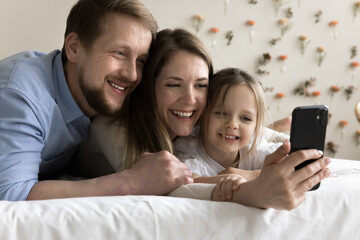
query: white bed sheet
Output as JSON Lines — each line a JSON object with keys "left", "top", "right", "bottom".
{"left": 1, "top": 158, "right": 360, "bottom": 240}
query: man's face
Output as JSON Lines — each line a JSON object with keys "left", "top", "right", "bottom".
{"left": 77, "top": 13, "right": 152, "bottom": 116}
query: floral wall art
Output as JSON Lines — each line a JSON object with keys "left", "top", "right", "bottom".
{"left": 141, "top": 0, "right": 360, "bottom": 160}
{"left": 0, "top": 0, "right": 359, "bottom": 160}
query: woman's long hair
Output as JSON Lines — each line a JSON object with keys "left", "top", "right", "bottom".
{"left": 119, "top": 28, "right": 213, "bottom": 169}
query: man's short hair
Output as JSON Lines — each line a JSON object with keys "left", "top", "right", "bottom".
{"left": 61, "top": 0, "right": 158, "bottom": 62}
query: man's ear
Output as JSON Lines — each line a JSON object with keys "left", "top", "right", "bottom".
{"left": 65, "top": 32, "right": 81, "bottom": 62}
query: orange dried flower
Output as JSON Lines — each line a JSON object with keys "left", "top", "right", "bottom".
{"left": 275, "top": 92, "right": 285, "bottom": 98}
{"left": 330, "top": 86, "right": 340, "bottom": 92}
{"left": 278, "top": 18, "right": 288, "bottom": 25}
{"left": 317, "top": 46, "right": 326, "bottom": 52}
{"left": 278, "top": 55, "right": 287, "bottom": 60}
{"left": 194, "top": 14, "right": 204, "bottom": 21}
{"left": 210, "top": 27, "right": 220, "bottom": 33}
{"left": 246, "top": 20, "right": 256, "bottom": 26}
{"left": 356, "top": 129, "right": 360, "bottom": 135}
{"left": 339, "top": 120, "right": 348, "bottom": 126}
{"left": 329, "top": 21, "right": 339, "bottom": 27}
{"left": 299, "top": 35, "right": 308, "bottom": 41}
{"left": 350, "top": 61, "right": 360, "bottom": 67}
{"left": 312, "top": 91, "right": 321, "bottom": 97}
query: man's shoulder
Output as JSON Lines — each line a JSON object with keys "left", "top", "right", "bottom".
{"left": 0, "top": 50, "right": 60, "bottom": 89}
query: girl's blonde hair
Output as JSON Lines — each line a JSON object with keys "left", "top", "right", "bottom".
{"left": 198, "top": 68, "right": 267, "bottom": 167}
{"left": 119, "top": 28, "right": 213, "bottom": 169}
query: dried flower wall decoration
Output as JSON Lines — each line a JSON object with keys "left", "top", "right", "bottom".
{"left": 255, "top": 53, "right": 271, "bottom": 76}
{"left": 315, "top": 10, "right": 323, "bottom": 23}
{"left": 355, "top": 130, "right": 360, "bottom": 147}
{"left": 294, "top": 77, "right": 316, "bottom": 96}
{"left": 278, "top": 55, "right": 288, "bottom": 73}
{"left": 274, "top": 0, "right": 289, "bottom": 16}
{"left": 317, "top": 46, "right": 327, "bottom": 67}
{"left": 326, "top": 141, "right": 338, "bottom": 157}
{"left": 278, "top": 18, "right": 292, "bottom": 36}
{"left": 350, "top": 61, "right": 360, "bottom": 80}
{"left": 339, "top": 120, "right": 349, "bottom": 139}
{"left": 249, "top": 0, "right": 258, "bottom": 4}
{"left": 224, "top": 0, "right": 230, "bottom": 15}
{"left": 246, "top": 20, "right": 256, "bottom": 44}
{"left": 209, "top": 27, "right": 220, "bottom": 47}
{"left": 285, "top": 8, "right": 293, "bottom": 19}
{"left": 226, "top": 31, "right": 234, "bottom": 46}
{"left": 275, "top": 92, "right": 286, "bottom": 112}
{"left": 329, "top": 85, "right": 341, "bottom": 102}
{"left": 344, "top": 85, "right": 357, "bottom": 100}
{"left": 329, "top": 21, "right": 339, "bottom": 39}
{"left": 354, "top": 2, "right": 360, "bottom": 22}
{"left": 312, "top": 91, "right": 321, "bottom": 104}
{"left": 270, "top": 37, "right": 282, "bottom": 46}
{"left": 299, "top": 35, "right": 311, "bottom": 56}
{"left": 351, "top": 46, "right": 358, "bottom": 59}
{"left": 193, "top": 14, "right": 205, "bottom": 33}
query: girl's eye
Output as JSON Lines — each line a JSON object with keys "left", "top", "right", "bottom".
{"left": 241, "top": 116, "right": 252, "bottom": 122}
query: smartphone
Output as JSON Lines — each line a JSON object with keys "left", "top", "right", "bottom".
{"left": 290, "top": 105, "right": 328, "bottom": 190}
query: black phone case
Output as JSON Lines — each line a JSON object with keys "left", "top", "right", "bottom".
{"left": 290, "top": 105, "right": 328, "bottom": 190}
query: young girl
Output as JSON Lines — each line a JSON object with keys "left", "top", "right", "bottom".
{"left": 174, "top": 68, "right": 282, "bottom": 200}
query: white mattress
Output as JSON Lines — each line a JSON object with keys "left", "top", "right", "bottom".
{"left": 1, "top": 158, "right": 360, "bottom": 240}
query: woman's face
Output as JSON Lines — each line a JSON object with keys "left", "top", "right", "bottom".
{"left": 155, "top": 50, "right": 209, "bottom": 139}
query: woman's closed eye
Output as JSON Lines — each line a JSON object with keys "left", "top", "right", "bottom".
{"left": 165, "top": 83, "right": 181, "bottom": 88}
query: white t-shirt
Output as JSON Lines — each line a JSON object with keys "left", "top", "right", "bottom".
{"left": 173, "top": 135, "right": 282, "bottom": 177}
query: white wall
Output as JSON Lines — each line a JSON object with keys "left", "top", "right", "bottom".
{"left": 1, "top": 0, "right": 359, "bottom": 160}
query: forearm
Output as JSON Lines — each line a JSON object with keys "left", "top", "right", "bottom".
{"left": 27, "top": 171, "right": 133, "bottom": 200}
{"left": 218, "top": 168, "right": 260, "bottom": 181}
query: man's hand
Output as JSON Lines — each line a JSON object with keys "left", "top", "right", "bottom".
{"left": 124, "top": 151, "right": 194, "bottom": 195}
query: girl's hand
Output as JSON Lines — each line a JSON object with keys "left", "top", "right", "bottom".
{"left": 214, "top": 175, "right": 247, "bottom": 201}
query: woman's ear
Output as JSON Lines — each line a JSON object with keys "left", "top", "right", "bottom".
{"left": 65, "top": 32, "right": 81, "bottom": 62}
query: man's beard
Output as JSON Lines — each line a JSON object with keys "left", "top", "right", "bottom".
{"left": 78, "top": 69, "right": 121, "bottom": 117}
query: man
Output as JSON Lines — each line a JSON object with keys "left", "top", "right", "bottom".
{"left": 0, "top": 0, "right": 193, "bottom": 201}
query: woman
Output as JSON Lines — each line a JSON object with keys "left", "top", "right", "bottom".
{"left": 77, "top": 28, "right": 330, "bottom": 210}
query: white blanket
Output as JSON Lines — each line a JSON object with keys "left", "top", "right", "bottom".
{"left": 1, "top": 159, "right": 360, "bottom": 240}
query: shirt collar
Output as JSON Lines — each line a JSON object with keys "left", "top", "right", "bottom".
{"left": 53, "top": 51, "right": 88, "bottom": 123}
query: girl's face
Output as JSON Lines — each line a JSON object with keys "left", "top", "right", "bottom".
{"left": 205, "top": 85, "right": 257, "bottom": 167}
{"left": 155, "top": 50, "right": 209, "bottom": 140}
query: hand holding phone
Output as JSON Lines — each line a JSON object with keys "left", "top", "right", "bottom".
{"left": 290, "top": 105, "right": 328, "bottom": 190}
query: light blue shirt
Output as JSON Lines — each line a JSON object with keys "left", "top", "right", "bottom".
{"left": 0, "top": 50, "right": 91, "bottom": 201}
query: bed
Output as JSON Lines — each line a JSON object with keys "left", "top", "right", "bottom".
{"left": 1, "top": 158, "right": 360, "bottom": 240}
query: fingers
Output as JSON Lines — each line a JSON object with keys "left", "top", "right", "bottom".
{"left": 284, "top": 149, "right": 325, "bottom": 170}
{"left": 218, "top": 177, "right": 246, "bottom": 201}
{"left": 263, "top": 140, "right": 290, "bottom": 166}
{"left": 296, "top": 166, "right": 331, "bottom": 193}
{"left": 292, "top": 157, "right": 331, "bottom": 183}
